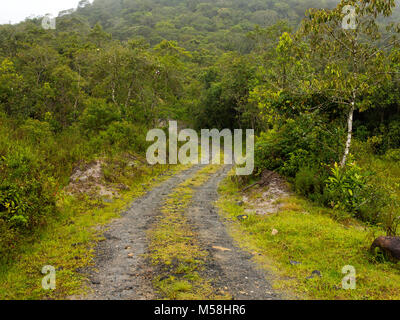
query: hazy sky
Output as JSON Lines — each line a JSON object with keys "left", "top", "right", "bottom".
{"left": 0, "top": 0, "right": 88, "bottom": 25}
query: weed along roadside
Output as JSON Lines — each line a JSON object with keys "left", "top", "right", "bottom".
{"left": 217, "top": 168, "right": 400, "bottom": 300}
{"left": 0, "top": 157, "right": 186, "bottom": 300}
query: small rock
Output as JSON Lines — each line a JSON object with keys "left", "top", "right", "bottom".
{"left": 125, "top": 246, "right": 131, "bottom": 250}
{"left": 306, "top": 270, "right": 322, "bottom": 279}
{"left": 312, "top": 270, "right": 322, "bottom": 277}
{"left": 128, "top": 253, "right": 134, "bottom": 258}
{"left": 271, "top": 229, "right": 278, "bottom": 236}
{"left": 212, "top": 246, "right": 231, "bottom": 252}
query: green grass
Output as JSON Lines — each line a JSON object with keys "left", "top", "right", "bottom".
{"left": 0, "top": 161, "right": 185, "bottom": 300}
{"left": 217, "top": 171, "right": 400, "bottom": 300}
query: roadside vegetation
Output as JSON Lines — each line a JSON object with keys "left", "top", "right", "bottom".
{"left": 217, "top": 164, "right": 400, "bottom": 300}
{"left": 0, "top": 156, "right": 183, "bottom": 300}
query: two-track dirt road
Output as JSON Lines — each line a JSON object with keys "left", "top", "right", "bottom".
{"left": 79, "top": 164, "right": 279, "bottom": 300}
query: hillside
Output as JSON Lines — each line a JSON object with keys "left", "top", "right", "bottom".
{"left": 71, "top": 0, "right": 339, "bottom": 51}
{"left": 2, "top": 0, "right": 341, "bottom": 53}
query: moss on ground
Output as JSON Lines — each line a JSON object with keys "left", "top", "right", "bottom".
{"left": 217, "top": 170, "right": 400, "bottom": 300}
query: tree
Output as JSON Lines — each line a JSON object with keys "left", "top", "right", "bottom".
{"left": 0, "top": 59, "right": 23, "bottom": 116}
{"left": 249, "top": 25, "right": 311, "bottom": 127}
{"left": 89, "top": 23, "right": 112, "bottom": 47}
{"left": 300, "top": 0, "right": 399, "bottom": 166}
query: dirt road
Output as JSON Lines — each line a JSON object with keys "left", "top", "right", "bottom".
{"left": 80, "top": 164, "right": 278, "bottom": 300}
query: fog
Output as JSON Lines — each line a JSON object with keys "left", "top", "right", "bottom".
{"left": 0, "top": 0, "right": 88, "bottom": 24}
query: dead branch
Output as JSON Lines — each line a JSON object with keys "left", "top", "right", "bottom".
{"left": 241, "top": 170, "right": 274, "bottom": 192}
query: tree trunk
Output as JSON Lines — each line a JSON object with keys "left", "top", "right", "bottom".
{"left": 340, "top": 101, "right": 355, "bottom": 167}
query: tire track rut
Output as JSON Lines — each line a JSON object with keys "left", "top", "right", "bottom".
{"left": 80, "top": 165, "right": 202, "bottom": 300}
{"left": 188, "top": 165, "right": 279, "bottom": 300}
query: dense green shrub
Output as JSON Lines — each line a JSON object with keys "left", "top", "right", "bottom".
{"left": 281, "top": 149, "right": 311, "bottom": 178}
{"left": 253, "top": 129, "right": 283, "bottom": 175}
{"left": 0, "top": 127, "right": 58, "bottom": 259}
{"left": 354, "top": 124, "right": 370, "bottom": 141}
{"left": 324, "top": 162, "right": 368, "bottom": 213}
{"left": 387, "top": 120, "right": 400, "bottom": 150}
{"left": 254, "top": 113, "right": 343, "bottom": 177}
{"left": 322, "top": 161, "right": 391, "bottom": 224}
{"left": 385, "top": 148, "right": 400, "bottom": 161}
{"left": 366, "top": 135, "right": 385, "bottom": 155}
{"left": 18, "top": 118, "right": 54, "bottom": 145}
{"left": 364, "top": 120, "right": 400, "bottom": 155}
{"left": 294, "top": 166, "right": 327, "bottom": 201}
{"left": 101, "top": 121, "right": 148, "bottom": 153}
{"left": 79, "top": 98, "right": 121, "bottom": 135}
